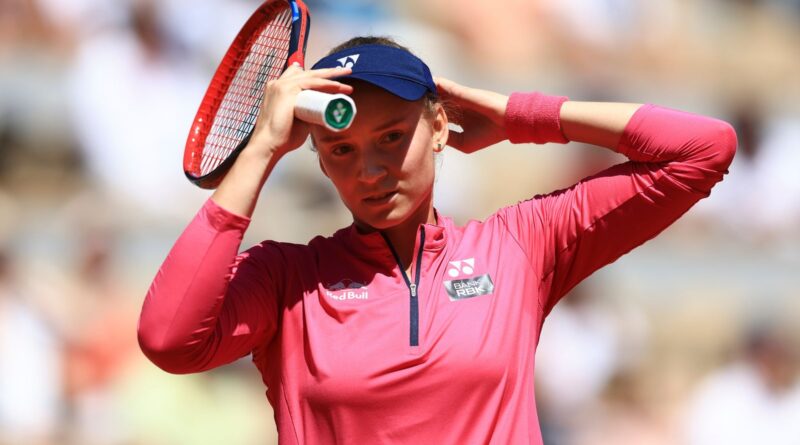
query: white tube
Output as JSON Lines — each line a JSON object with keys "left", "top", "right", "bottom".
{"left": 294, "top": 90, "right": 356, "bottom": 131}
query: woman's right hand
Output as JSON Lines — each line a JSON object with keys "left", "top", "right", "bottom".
{"left": 210, "top": 65, "right": 352, "bottom": 218}
{"left": 247, "top": 64, "right": 354, "bottom": 159}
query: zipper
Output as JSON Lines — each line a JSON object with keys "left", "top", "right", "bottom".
{"left": 381, "top": 227, "right": 426, "bottom": 347}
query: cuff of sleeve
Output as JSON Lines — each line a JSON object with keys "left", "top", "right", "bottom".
{"left": 202, "top": 197, "right": 252, "bottom": 232}
{"left": 504, "top": 92, "right": 570, "bottom": 145}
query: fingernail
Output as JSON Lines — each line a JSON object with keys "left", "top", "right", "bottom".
{"left": 291, "top": 62, "right": 300, "bottom": 67}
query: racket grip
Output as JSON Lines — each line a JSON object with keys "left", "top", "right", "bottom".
{"left": 295, "top": 90, "right": 356, "bottom": 131}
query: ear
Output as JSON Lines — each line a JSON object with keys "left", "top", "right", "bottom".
{"left": 431, "top": 102, "right": 449, "bottom": 151}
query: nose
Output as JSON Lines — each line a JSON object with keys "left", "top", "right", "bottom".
{"left": 357, "top": 147, "right": 388, "bottom": 184}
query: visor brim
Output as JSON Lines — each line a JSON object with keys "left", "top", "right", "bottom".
{"left": 335, "top": 73, "right": 432, "bottom": 101}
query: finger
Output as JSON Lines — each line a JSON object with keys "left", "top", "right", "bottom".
{"left": 306, "top": 66, "right": 353, "bottom": 79}
{"left": 434, "top": 76, "right": 463, "bottom": 99}
{"left": 433, "top": 76, "right": 449, "bottom": 90}
{"left": 280, "top": 62, "right": 305, "bottom": 79}
{"left": 298, "top": 78, "right": 354, "bottom": 95}
{"left": 435, "top": 77, "right": 479, "bottom": 113}
{"left": 433, "top": 76, "right": 452, "bottom": 99}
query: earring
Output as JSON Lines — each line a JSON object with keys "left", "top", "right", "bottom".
{"left": 435, "top": 143, "right": 443, "bottom": 152}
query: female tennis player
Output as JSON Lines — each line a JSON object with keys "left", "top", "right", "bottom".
{"left": 138, "top": 37, "right": 737, "bottom": 444}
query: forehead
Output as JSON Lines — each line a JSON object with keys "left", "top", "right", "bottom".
{"left": 312, "top": 80, "right": 425, "bottom": 143}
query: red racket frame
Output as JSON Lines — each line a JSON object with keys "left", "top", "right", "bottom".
{"left": 183, "top": 0, "right": 310, "bottom": 189}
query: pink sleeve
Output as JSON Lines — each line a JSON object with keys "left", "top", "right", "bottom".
{"left": 137, "top": 198, "right": 281, "bottom": 374}
{"left": 497, "top": 103, "right": 737, "bottom": 318}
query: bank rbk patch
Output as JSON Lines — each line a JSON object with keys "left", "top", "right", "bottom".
{"left": 443, "top": 258, "right": 494, "bottom": 301}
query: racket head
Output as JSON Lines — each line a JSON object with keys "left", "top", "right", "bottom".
{"left": 183, "top": 0, "right": 310, "bottom": 189}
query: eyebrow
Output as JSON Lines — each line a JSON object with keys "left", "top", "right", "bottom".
{"left": 317, "top": 115, "right": 410, "bottom": 144}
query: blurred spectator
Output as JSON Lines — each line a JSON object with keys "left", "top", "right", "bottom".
{"left": 34, "top": 0, "right": 128, "bottom": 39}
{"left": 114, "top": 362, "right": 276, "bottom": 445}
{"left": 0, "top": 248, "right": 64, "bottom": 445}
{"left": 766, "top": 0, "right": 800, "bottom": 15}
{"left": 541, "top": 0, "right": 647, "bottom": 50}
{"left": 67, "top": 0, "right": 209, "bottom": 220}
{"left": 0, "top": 0, "right": 79, "bottom": 194}
{"left": 682, "top": 323, "right": 800, "bottom": 445}
{"left": 692, "top": 97, "right": 800, "bottom": 243}
{"left": 60, "top": 229, "right": 140, "bottom": 445}
{"left": 305, "top": 0, "right": 389, "bottom": 20}
{"left": 566, "top": 368, "right": 679, "bottom": 445}
{"left": 535, "top": 280, "right": 649, "bottom": 443}
{"left": 402, "top": 0, "right": 546, "bottom": 74}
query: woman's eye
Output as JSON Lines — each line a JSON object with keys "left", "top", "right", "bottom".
{"left": 381, "top": 131, "right": 404, "bottom": 144}
{"left": 332, "top": 145, "right": 353, "bottom": 156}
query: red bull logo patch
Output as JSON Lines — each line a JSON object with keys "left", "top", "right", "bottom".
{"left": 325, "top": 279, "right": 369, "bottom": 301}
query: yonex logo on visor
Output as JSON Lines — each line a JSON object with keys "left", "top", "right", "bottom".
{"left": 312, "top": 43, "right": 437, "bottom": 101}
{"left": 336, "top": 54, "right": 360, "bottom": 68}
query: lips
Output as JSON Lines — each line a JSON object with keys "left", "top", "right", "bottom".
{"left": 363, "top": 190, "right": 398, "bottom": 205}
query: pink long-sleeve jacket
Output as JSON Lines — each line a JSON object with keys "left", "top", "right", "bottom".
{"left": 138, "top": 99, "right": 737, "bottom": 444}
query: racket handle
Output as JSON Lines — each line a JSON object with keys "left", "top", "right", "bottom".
{"left": 295, "top": 90, "right": 356, "bottom": 131}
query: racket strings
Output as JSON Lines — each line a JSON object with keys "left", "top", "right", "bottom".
{"left": 200, "top": 9, "right": 293, "bottom": 176}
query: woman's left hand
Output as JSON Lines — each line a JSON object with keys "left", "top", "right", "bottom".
{"left": 434, "top": 77, "right": 508, "bottom": 154}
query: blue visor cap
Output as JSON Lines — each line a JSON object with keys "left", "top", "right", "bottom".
{"left": 311, "top": 44, "right": 437, "bottom": 101}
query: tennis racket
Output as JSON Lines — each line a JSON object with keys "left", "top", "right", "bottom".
{"left": 183, "top": 0, "right": 356, "bottom": 189}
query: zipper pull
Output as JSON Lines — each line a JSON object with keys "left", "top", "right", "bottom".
{"left": 410, "top": 283, "right": 417, "bottom": 298}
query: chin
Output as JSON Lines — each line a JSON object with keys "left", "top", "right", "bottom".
{"left": 359, "top": 209, "right": 407, "bottom": 230}
{"left": 354, "top": 201, "right": 414, "bottom": 230}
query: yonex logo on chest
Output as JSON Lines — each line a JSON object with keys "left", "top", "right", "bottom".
{"left": 448, "top": 258, "right": 475, "bottom": 278}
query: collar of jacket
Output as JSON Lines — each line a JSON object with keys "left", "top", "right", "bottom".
{"left": 334, "top": 208, "right": 450, "bottom": 257}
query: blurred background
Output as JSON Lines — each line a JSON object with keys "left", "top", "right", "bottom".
{"left": 1, "top": 0, "right": 799, "bottom": 444}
